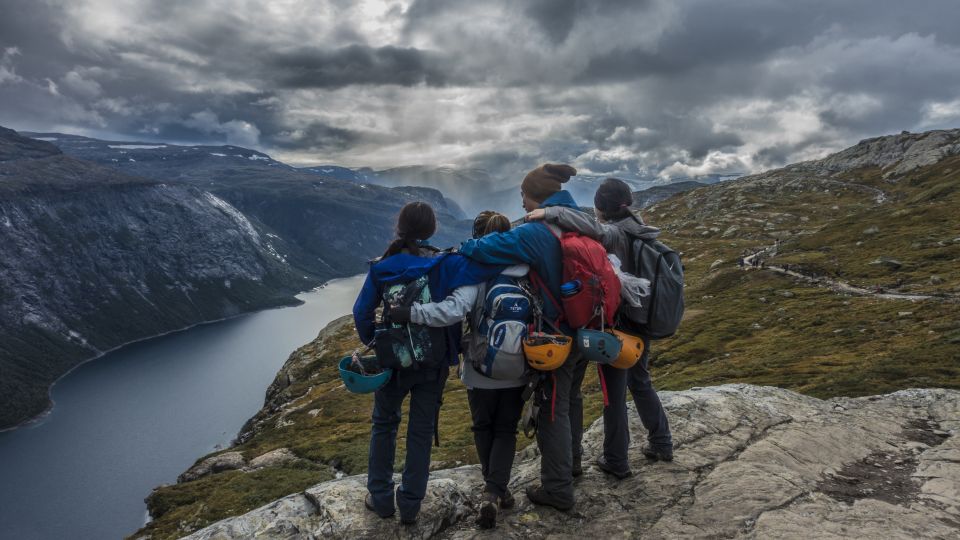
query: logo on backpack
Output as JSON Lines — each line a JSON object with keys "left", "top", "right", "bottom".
{"left": 619, "top": 238, "right": 685, "bottom": 339}
{"left": 465, "top": 273, "right": 532, "bottom": 380}
{"left": 374, "top": 275, "right": 447, "bottom": 370}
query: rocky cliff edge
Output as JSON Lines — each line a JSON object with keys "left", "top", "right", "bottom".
{"left": 179, "top": 384, "right": 959, "bottom": 539}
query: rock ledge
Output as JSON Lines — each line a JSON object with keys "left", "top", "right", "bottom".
{"left": 181, "top": 384, "right": 960, "bottom": 539}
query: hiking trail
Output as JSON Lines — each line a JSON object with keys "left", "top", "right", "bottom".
{"left": 738, "top": 244, "right": 956, "bottom": 303}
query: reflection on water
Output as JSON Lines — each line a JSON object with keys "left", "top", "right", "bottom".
{"left": 0, "top": 275, "right": 364, "bottom": 540}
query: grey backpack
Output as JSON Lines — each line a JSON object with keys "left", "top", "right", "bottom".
{"left": 620, "top": 238, "right": 685, "bottom": 339}
{"left": 462, "top": 274, "right": 532, "bottom": 380}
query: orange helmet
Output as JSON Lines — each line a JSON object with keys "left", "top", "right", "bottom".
{"left": 610, "top": 330, "right": 645, "bottom": 369}
{"left": 523, "top": 332, "right": 572, "bottom": 371}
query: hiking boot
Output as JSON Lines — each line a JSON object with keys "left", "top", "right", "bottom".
{"left": 476, "top": 492, "right": 498, "bottom": 529}
{"left": 364, "top": 493, "right": 395, "bottom": 519}
{"left": 596, "top": 455, "right": 633, "bottom": 479}
{"left": 525, "top": 485, "right": 574, "bottom": 512}
{"left": 643, "top": 446, "right": 674, "bottom": 462}
{"left": 572, "top": 455, "right": 583, "bottom": 478}
{"left": 500, "top": 489, "right": 516, "bottom": 510}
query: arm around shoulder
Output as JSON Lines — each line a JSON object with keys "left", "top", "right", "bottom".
{"left": 410, "top": 284, "right": 480, "bottom": 327}
{"left": 545, "top": 206, "right": 623, "bottom": 250}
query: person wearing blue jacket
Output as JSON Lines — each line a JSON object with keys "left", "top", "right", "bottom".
{"left": 458, "top": 163, "right": 586, "bottom": 511}
{"left": 353, "top": 202, "right": 503, "bottom": 525}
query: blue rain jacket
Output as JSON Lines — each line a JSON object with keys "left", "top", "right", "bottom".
{"left": 353, "top": 250, "right": 504, "bottom": 365}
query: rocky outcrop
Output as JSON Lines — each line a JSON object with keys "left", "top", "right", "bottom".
{"left": 810, "top": 129, "right": 960, "bottom": 179}
{"left": 180, "top": 384, "right": 959, "bottom": 539}
{"left": 178, "top": 448, "right": 306, "bottom": 482}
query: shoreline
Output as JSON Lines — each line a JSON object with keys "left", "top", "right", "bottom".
{"left": 0, "top": 281, "right": 344, "bottom": 434}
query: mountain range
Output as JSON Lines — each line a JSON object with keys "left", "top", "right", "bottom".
{"left": 0, "top": 127, "right": 472, "bottom": 430}
{"left": 299, "top": 163, "right": 723, "bottom": 219}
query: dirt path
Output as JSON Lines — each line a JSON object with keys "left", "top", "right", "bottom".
{"left": 738, "top": 244, "right": 954, "bottom": 302}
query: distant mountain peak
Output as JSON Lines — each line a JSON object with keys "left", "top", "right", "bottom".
{"left": 0, "top": 126, "right": 62, "bottom": 162}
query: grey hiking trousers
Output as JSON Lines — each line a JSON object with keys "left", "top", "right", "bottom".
{"left": 534, "top": 348, "right": 587, "bottom": 505}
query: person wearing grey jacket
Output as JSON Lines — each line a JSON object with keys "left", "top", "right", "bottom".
{"left": 526, "top": 178, "right": 674, "bottom": 478}
{"left": 395, "top": 211, "right": 528, "bottom": 530}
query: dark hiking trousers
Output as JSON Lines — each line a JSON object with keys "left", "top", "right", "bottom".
{"left": 467, "top": 386, "right": 525, "bottom": 498}
{"left": 367, "top": 365, "right": 448, "bottom": 521}
{"left": 600, "top": 337, "right": 672, "bottom": 472}
{"left": 535, "top": 349, "right": 587, "bottom": 505}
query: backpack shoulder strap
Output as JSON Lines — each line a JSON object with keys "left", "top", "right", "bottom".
{"left": 539, "top": 221, "right": 563, "bottom": 240}
{"left": 471, "top": 281, "right": 488, "bottom": 329}
{"left": 528, "top": 269, "right": 563, "bottom": 325}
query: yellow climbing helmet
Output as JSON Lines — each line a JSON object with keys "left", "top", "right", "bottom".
{"left": 523, "top": 332, "right": 572, "bottom": 371}
{"left": 610, "top": 330, "right": 645, "bottom": 369}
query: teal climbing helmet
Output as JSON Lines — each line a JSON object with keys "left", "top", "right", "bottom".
{"left": 577, "top": 328, "right": 623, "bottom": 365}
{"left": 339, "top": 355, "right": 393, "bottom": 394}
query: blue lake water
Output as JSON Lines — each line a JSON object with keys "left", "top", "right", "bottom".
{"left": 0, "top": 275, "right": 364, "bottom": 540}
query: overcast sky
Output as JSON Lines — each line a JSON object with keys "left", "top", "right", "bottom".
{"left": 1, "top": 0, "right": 959, "bottom": 180}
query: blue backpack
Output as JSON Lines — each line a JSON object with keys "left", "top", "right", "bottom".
{"left": 464, "top": 273, "right": 532, "bottom": 380}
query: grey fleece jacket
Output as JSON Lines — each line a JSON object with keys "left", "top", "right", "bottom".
{"left": 543, "top": 207, "right": 660, "bottom": 266}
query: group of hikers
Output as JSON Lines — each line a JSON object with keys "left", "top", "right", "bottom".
{"left": 345, "top": 163, "right": 684, "bottom": 529}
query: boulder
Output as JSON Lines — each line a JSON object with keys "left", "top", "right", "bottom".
{"left": 180, "top": 385, "right": 960, "bottom": 540}
{"left": 869, "top": 257, "right": 903, "bottom": 270}
{"left": 248, "top": 448, "right": 301, "bottom": 470}
{"left": 178, "top": 452, "right": 246, "bottom": 483}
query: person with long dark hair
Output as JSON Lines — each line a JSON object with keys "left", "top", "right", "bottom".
{"left": 352, "top": 202, "right": 502, "bottom": 525}
{"left": 387, "top": 210, "right": 528, "bottom": 529}
{"left": 526, "top": 178, "right": 674, "bottom": 478}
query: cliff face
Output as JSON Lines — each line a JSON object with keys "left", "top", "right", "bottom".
{"left": 179, "top": 384, "right": 960, "bottom": 539}
{"left": 25, "top": 132, "right": 472, "bottom": 277}
{"left": 0, "top": 132, "right": 307, "bottom": 429}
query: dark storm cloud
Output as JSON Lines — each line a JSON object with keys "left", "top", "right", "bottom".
{"left": 267, "top": 45, "right": 448, "bottom": 88}
{"left": 0, "top": 0, "right": 959, "bottom": 179}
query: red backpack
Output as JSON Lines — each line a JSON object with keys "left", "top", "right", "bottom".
{"left": 535, "top": 223, "right": 621, "bottom": 329}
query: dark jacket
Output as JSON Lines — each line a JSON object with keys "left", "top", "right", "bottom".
{"left": 458, "top": 190, "right": 580, "bottom": 333}
{"left": 352, "top": 250, "right": 503, "bottom": 365}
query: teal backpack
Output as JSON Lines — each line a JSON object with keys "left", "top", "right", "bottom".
{"left": 374, "top": 275, "right": 447, "bottom": 370}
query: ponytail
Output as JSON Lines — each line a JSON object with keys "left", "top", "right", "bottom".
{"left": 381, "top": 202, "right": 437, "bottom": 259}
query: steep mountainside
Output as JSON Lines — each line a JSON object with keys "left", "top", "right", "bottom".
{"left": 644, "top": 128, "right": 960, "bottom": 396}
{"left": 0, "top": 131, "right": 309, "bottom": 429}
{"left": 133, "top": 127, "right": 960, "bottom": 539}
{"left": 26, "top": 133, "right": 471, "bottom": 275}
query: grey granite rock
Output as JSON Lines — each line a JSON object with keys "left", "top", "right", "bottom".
{"left": 180, "top": 384, "right": 960, "bottom": 540}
